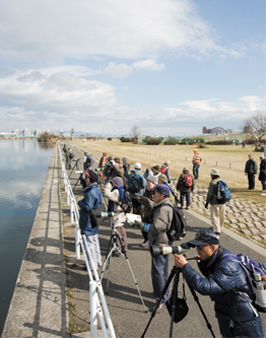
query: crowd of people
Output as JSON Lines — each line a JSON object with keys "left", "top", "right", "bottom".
{"left": 63, "top": 144, "right": 265, "bottom": 337}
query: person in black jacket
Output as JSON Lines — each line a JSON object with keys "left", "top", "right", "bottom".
{"left": 244, "top": 154, "right": 258, "bottom": 189}
{"left": 259, "top": 154, "right": 266, "bottom": 192}
{"left": 174, "top": 229, "right": 263, "bottom": 338}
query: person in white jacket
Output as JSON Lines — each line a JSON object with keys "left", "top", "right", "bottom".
{"left": 104, "top": 176, "right": 128, "bottom": 256}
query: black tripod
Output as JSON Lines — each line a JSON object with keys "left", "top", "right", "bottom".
{"left": 100, "top": 222, "right": 147, "bottom": 313}
{"left": 141, "top": 264, "right": 216, "bottom": 338}
{"left": 69, "top": 158, "right": 81, "bottom": 178}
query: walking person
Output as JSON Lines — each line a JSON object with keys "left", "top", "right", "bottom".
{"left": 78, "top": 170, "right": 103, "bottom": 269}
{"left": 176, "top": 167, "right": 194, "bottom": 209}
{"left": 192, "top": 149, "right": 202, "bottom": 181}
{"left": 258, "top": 154, "right": 266, "bottom": 192}
{"left": 174, "top": 229, "right": 264, "bottom": 338}
{"left": 134, "top": 185, "right": 174, "bottom": 313}
{"left": 244, "top": 154, "right": 258, "bottom": 189}
{"left": 205, "top": 169, "right": 225, "bottom": 234}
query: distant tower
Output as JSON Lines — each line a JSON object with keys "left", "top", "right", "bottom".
{"left": 71, "top": 128, "right": 75, "bottom": 141}
{"left": 203, "top": 126, "right": 207, "bottom": 134}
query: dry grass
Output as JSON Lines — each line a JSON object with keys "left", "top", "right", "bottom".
{"left": 69, "top": 139, "right": 266, "bottom": 204}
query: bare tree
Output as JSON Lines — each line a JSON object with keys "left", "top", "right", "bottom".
{"left": 130, "top": 125, "right": 141, "bottom": 144}
{"left": 244, "top": 112, "right": 266, "bottom": 150}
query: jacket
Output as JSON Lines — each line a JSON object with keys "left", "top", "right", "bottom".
{"left": 245, "top": 159, "right": 258, "bottom": 174}
{"left": 182, "top": 247, "right": 263, "bottom": 337}
{"left": 176, "top": 173, "right": 194, "bottom": 193}
{"left": 259, "top": 159, "right": 266, "bottom": 181}
{"left": 139, "top": 197, "right": 173, "bottom": 248}
{"left": 104, "top": 182, "right": 127, "bottom": 228}
{"left": 78, "top": 183, "right": 103, "bottom": 236}
{"left": 206, "top": 177, "right": 222, "bottom": 205}
{"left": 128, "top": 170, "right": 146, "bottom": 199}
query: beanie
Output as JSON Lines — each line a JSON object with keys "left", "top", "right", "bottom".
{"left": 110, "top": 176, "right": 123, "bottom": 187}
{"left": 146, "top": 175, "right": 157, "bottom": 185}
{"left": 155, "top": 184, "right": 170, "bottom": 197}
{"left": 158, "top": 174, "right": 167, "bottom": 183}
{"left": 151, "top": 165, "right": 160, "bottom": 174}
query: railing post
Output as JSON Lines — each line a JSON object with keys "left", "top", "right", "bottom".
{"left": 70, "top": 198, "right": 74, "bottom": 223}
{"left": 67, "top": 185, "right": 70, "bottom": 205}
{"left": 90, "top": 281, "right": 98, "bottom": 338}
{"left": 75, "top": 223, "right": 80, "bottom": 259}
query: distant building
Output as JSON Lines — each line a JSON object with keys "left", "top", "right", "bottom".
{"left": 34, "top": 129, "right": 41, "bottom": 136}
{"left": 202, "top": 126, "right": 226, "bottom": 134}
{"left": 243, "top": 125, "right": 253, "bottom": 133}
{"left": 23, "top": 128, "right": 31, "bottom": 137}
{"left": 12, "top": 129, "right": 19, "bottom": 136}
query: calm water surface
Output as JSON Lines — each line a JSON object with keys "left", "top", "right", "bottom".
{"left": 0, "top": 139, "right": 54, "bottom": 334}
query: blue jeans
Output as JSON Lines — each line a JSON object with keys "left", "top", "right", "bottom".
{"left": 180, "top": 192, "right": 191, "bottom": 207}
{"left": 151, "top": 255, "right": 169, "bottom": 304}
{"left": 193, "top": 163, "right": 200, "bottom": 180}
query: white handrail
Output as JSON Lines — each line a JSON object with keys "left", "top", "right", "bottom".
{"left": 57, "top": 142, "right": 116, "bottom": 338}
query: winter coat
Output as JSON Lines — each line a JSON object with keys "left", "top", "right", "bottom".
{"left": 104, "top": 182, "right": 127, "bottom": 228}
{"left": 259, "top": 159, "right": 266, "bottom": 182}
{"left": 139, "top": 197, "right": 173, "bottom": 248}
{"left": 78, "top": 183, "right": 103, "bottom": 236}
{"left": 182, "top": 247, "right": 263, "bottom": 338}
{"left": 110, "top": 165, "right": 124, "bottom": 182}
{"left": 176, "top": 173, "right": 194, "bottom": 193}
{"left": 206, "top": 177, "right": 224, "bottom": 205}
{"left": 140, "top": 187, "right": 155, "bottom": 223}
{"left": 245, "top": 159, "right": 258, "bottom": 174}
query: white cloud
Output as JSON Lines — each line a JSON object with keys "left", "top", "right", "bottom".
{"left": 132, "top": 59, "right": 165, "bottom": 72}
{"left": 0, "top": 0, "right": 241, "bottom": 63}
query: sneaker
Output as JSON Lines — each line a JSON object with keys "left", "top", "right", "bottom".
{"left": 141, "top": 240, "right": 149, "bottom": 247}
{"left": 186, "top": 206, "right": 190, "bottom": 210}
{"left": 156, "top": 303, "right": 166, "bottom": 313}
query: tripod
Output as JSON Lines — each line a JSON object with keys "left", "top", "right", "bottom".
{"left": 141, "top": 264, "right": 216, "bottom": 338}
{"left": 69, "top": 158, "right": 81, "bottom": 178}
{"left": 100, "top": 221, "right": 147, "bottom": 313}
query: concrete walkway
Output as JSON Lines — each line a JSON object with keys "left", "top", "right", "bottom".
{"left": 2, "top": 146, "right": 68, "bottom": 338}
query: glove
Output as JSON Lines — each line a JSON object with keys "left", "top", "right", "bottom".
{"left": 204, "top": 203, "right": 209, "bottom": 209}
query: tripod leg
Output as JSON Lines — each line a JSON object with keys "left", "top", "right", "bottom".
{"left": 141, "top": 266, "right": 178, "bottom": 338}
{"left": 169, "top": 269, "right": 180, "bottom": 338}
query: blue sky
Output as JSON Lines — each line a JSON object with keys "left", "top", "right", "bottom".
{"left": 0, "top": 0, "right": 265, "bottom": 136}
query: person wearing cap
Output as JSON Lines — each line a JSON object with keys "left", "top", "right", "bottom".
{"left": 83, "top": 152, "right": 94, "bottom": 170}
{"left": 176, "top": 167, "right": 194, "bottom": 209}
{"left": 104, "top": 176, "right": 128, "bottom": 255}
{"left": 258, "top": 154, "right": 266, "bottom": 192}
{"left": 192, "top": 149, "right": 202, "bottom": 181}
{"left": 205, "top": 169, "right": 225, "bottom": 234}
{"left": 244, "top": 154, "right": 258, "bottom": 189}
{"left": 158, "top": 174, "right": 179, "bottom": 205}
{"left": 139, "top": 175, "right": 156, "bottom": 247}
{"left": 174, "top": 229, "right": 263, "bottom": 338}
{"left": 78, "top": 170, "right": 103, "bottom": 269}
{"left": 122, "top": 157, "right": 130, "bottom": 185}
{"left": 135, "top": 184, "right": 174, "bottom": 313}
{"left": 128, "top": 162, "right": 146, "bottom": 214}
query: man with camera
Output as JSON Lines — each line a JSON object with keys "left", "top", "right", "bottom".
{"left": 174, "top": 229, "right": 263, "bottom": 337}
{"left": 135, "top": 184, "right": 174, "bottom": 313}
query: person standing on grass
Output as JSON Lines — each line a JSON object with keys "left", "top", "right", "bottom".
{"left": 176, "top": 167, "right": 194, "bottom": 209}
{"left": 244, "top": 154, "right": 258, "bottom": 190}
{"left": 192, "top": 149, "right": 202, "bottom": 181}
{"left": 204, "top": 169, "right": 225, "bottom": 235}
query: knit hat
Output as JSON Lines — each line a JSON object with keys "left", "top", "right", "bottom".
{"left": 158, "top": 174, "right": 167, "bottom": 183}
{"left": 155, "top": 184, "right": 170, "bottom": 197}
{"left": 151, "top": 165, "right": 160, "bottom": 174}
{"left": 146, "top": 175, "right": 157, "bottom": 185}
{"left": 134, "top": 162, "right": 141, "bottom": 169}
{"left": 114, "top": 157, "right": 120, "bottom": 164}
{"left": 110, "top": 176, "right": 123, "bottom": 187}
{"left": 122, "top": 157, "right": 127, "bottom": 162}
{"left": 85, "top": 169, "right": 98, "bottom": 183}
{"left": 210, "top": 168, "right": 219, "bottom": 176}
{"left": 188, "top": 229, "right": 219, "bottom": 247}
{"left": 183, "top": 167, "right": 189, "bottom": 173}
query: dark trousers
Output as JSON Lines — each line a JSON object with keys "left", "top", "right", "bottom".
{"left": 247, "top": 173, "right": 255, "bottom": 189}
{"left": 180, "top": 192, "right": 191, "bottom": 207}
{"left": 132, "top": 198, "right": 141, "bottom": 214}
{"left": 151, "top": 255, "right": 169, "bottom": 304}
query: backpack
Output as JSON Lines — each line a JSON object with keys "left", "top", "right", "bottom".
{"left": 160, "top": 165, "right": 167, "bottom": 174}
{"left": 223, "top": 254, "right": 266, "bottom": 312}
{"left": 113, "top": 186, "right": 132, "bottom": 214}
{"left": 69, "top": 150, "right": 75, "bottom": 159}
{"left": 127, "top": 171, "right": 143, "bottom": 193}
{"left": 183, "top": 174, "right": 193, "bottom": 187}
{"left": 215, "top": 179, "right": 231, "bottom": 204}
{"left": 166, "top": 204, "right": 187, "bottom": 243}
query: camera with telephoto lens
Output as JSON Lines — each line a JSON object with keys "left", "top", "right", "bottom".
{"left": 150, "top": 242, "right": 191, "bottom": 258}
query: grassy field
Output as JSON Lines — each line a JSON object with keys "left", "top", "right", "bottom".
{"left": 69, "top": 139, "right": 266, "bottom": 204}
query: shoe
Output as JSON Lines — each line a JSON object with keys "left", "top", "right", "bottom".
{"left": 180, "top": 206, "right": 184, "bottom": 209}
{"left": 156, "top": 303, "right": 166, "bottom": 313}
{"left": 141, "top": 240, "right": 149, "bottom": 247}
{"left": 186, "top": 206, "right": 190, "bottom": 210}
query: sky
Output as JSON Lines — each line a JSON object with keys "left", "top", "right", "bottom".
{"left": 0, "top": 0, "right": 265, "bottom": 136}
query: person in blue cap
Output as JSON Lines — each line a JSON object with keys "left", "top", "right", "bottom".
{"left": 135, "top": 184, "right": 174, "bottom": 313}
{"left": 174, "top": 229, "right": 263, "bottom": 338}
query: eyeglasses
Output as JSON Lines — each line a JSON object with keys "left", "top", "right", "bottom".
{"left": 196, "top": 245, "right": 208, "bottom": 251}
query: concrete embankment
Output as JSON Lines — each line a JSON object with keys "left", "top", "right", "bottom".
{"left": 2, "top": 146, "right": 68, "bottom": 338}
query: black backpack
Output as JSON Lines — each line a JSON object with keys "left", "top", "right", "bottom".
{"left": 166, "top": 204, "right": 187, "bottom": 243}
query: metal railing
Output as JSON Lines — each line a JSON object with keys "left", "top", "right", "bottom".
{"left": 57, "top": 142, "right": 116, "bottom": 338}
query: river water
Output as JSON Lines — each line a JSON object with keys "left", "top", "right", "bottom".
{"left": 0, "top": 139, "right": 54, "bottom": 335}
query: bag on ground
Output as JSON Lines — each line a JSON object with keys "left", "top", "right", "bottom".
{"left": 223, "top": 254, "right": 266, "bottom": 312}
{"left": 215, "top": 179, "right": 231, "bottom": 204}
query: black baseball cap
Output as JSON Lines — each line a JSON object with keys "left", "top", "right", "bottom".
{"left": 188, "top": 229, "right": 219, "bottom": 247}
{"left": 85, "top": 169, "right": 98, "bottom": 183}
